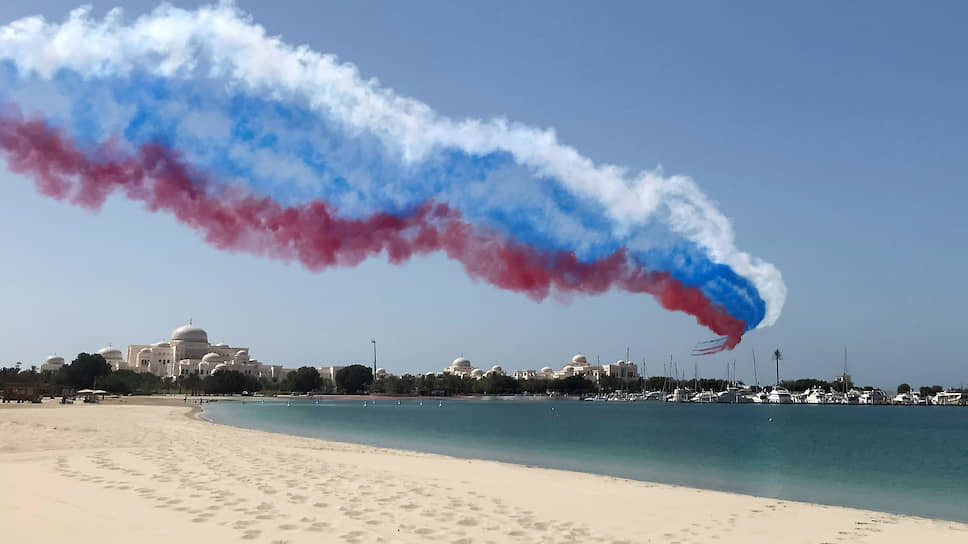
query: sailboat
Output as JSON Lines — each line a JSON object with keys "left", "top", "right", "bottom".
{"left": 749, "top": 349, "right": 768, "bottom": 403}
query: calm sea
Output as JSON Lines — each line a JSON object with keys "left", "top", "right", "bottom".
{"left": 201, "top": 398, "right": 968, "bottom": 522}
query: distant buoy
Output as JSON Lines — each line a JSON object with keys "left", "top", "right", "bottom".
{"left": 419, "top": 402, "right": 423, "bottom": 406}
{"left": 438, "top": 401, "right": 443, "bottom": 407}
{"left": 768, "top": 417, "right": 773, "bottom": 422}
{"left": 551, "top": 407, "right": 556, "bottom": 411}
{"left": 287, "top": 401, "right": 291, "bottom": 407}
{"left": 396, "top": 400, "right": 401, "bottom": 405}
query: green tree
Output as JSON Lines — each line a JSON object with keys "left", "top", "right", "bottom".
{"left": 203, "top": 370, "right": 261, "bottom": 395}
{"left": 919, "top": 385, "right": 943, "bottom": 398}
{"left": 285, "top": 366, "right": 324, "bottom": 393}
{"left": 68, "top": 353, "right": 112, "bottom": 388}
{"left": 553, "top": 375, "right": 597, "bottom": 395}
{"left": 335, "top": 364, "right": 373, "bottom": 394}
{"left": 897, "top": 383, "right": 912, "bottom": 394}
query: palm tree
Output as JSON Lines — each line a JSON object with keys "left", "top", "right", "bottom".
{"left": 773, "top": 349, "right": 783, "bottom": 386}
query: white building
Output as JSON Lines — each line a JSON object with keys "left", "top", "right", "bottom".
{"left": 40, "top": 355, "right": 65, "bottom": 373}
{"left": 443, "top": 357, "right": 478, "bottom": 378}
{"left": 120, "top": 324, "right": 286, "bottom": 380}
{"left": 514, "top": 355, "right": 639, "bottom": 383}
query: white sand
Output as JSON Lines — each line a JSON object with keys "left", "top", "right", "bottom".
{"left": 1, "top": 400, "right": 965, "bottom": 543}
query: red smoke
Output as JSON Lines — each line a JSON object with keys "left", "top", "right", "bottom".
{"left": 0, "top": 107, "right": 744, "bottom": 350}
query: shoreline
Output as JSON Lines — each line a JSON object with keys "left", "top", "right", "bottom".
{"left": 2, "top": 400, "right": 966, "bottom": 543}
{"left": 196, "top": 399, "right": 967, "bottom": 525}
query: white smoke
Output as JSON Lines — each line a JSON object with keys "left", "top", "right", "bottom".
{"left": 0, "top": 1, "right": 786, "bottom": 327}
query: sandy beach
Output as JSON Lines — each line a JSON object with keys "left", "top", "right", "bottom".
{"left": 2, "top": 400, "right": 965, "bottom": 543}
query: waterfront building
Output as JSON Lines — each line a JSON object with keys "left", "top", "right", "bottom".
{"left": 121, "top": 324, "right": 286, "bottom": 380}
{"left": 442, "top": 357, "right": 479, "bottom": 378}
{"left": 514, "top": 355, "right": 639, "bottom": 383}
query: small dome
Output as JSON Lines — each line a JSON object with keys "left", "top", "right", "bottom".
{"left": 201, "top": 352, "right": 223, "bottom": 363}
{"left": 616, "top": 360, "right": 626, "bottom": 365}
{"left": 213, "top": 343, "right": 229, "bottom": 348}
{"left": 97, "top": 347, "right": 123, "bottom": 360}
{"left": 540, "top": 366, "right": 553, "bottom": 372}
{"left": 571, "top": 354, "right": 588, "bottom": 365}
{"left": 491, "top": 365, "right": 503, "bottom": 372}
{"left": 471, "top": 368, "right": 484, "bottom": 377}
{"left": 171, "top": 324, "right": 208, "bottom": 343}
{"left": 210, "top": 363, "right": 229, "bottom": 375}
{"left": 452, "top": 357, "right": 471, "bottom": 367}
{"left": 45, "top": 355, "right": 65, "bottom": 365}
{"left": 424, "top": 371, "right": 436, "bottom": 377}
{"left": 376, "top": 368, "right": 386, "bottom": 374}
{"left": 152, "top": 341, "right": 170, "bottom": 348}
{"left": 235, "top": 350, "right": 249, "bottom": 357}
{"left": 138, "top": 347, "right": 152, "bottom": 354}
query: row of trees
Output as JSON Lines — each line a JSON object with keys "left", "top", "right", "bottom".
{"left": 896, "top": 383, "right": 951, "bottom": 397}
{"left": 4, "top": 353, "right": 956, "bottom": 398}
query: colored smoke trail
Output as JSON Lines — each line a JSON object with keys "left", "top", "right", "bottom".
{"left": 0, "top": 2, "right": 786, "bottom": 333}
{"left": 0, "top": 107, "right": 745, "bottom": 350}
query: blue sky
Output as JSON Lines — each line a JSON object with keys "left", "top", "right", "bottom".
{"left": 1, "top": 1, "right": 966, "bottom": 389}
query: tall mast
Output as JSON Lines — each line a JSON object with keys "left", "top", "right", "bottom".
{"left": 752, "top": 349, "right": 759, "bottom": 388}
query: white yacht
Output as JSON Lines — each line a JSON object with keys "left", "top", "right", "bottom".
{"left": 751, "top": 390, "right": 769, "bottom": 403}
{"left": 666, "top": 388, "right": 691, "bottom": 403}
{"left": 859, "top": 389, "right": 888, "bottom": 405}
{"left": 691, "top": 390, "right": 718, "bottom": 403}
{"left": 640, "top": 391, "right": 665, "bottom": 402}
{"left": 933, "top": 391, "right": 964, "bottom": 405}
{"left": 716, "top": 387, "right": 753, "bottom": 404}
{"left": 843, "top": 389, "right": 862, "bottom": 405}
{"left": 804, "top": 387, "right": 828, "bottom": 404}
{"left": 893, "top": 392, "right": 915, "bottom": 405}
{"left": 767, "top": 387, "right": 793, "bottom": 404}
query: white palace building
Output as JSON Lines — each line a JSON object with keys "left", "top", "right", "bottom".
{"left": 98, "top": 324, "right": 288, "bottom": 380}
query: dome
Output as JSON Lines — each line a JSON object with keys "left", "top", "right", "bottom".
{"left": 376, "top": 368, "right": 386, "bottom": 374}
{"left": 45, "top": 355, "right": 65, "bottom": 365}
{"left": 138, "top": 347, "right": 152, "bottom": 354}
{"left": 235, "top": 350, "right": 248, "bottom": 357}
{"left": 491, "top": 365, "right": 503, "bottom": 372}
{"left": 213, "top": 343, "right": 229, "bottom": 348}
{"left": 452, "top": 357, "right": 471, "bottom": 367}
{"left": 152, "top": 341, "right": 170, "bottom": 348}
{"left": 97, "top": 347, "right": 123, "bottom": 360}
{"left": 471, "top": 368, "right": 484, "bottom": 377}
{"left": 210, "top": 363, "right": 229, "bottom": 375}
{"left": 201, "top": 352, "right": 223, "bottom": 363}
{"left": 616, "top": 360, "right": 626, "bottom": 365}
{"left": 424, "top": 371, "right": 436, "bottom": 377}
{"left": 171, "top": 324, "right": 208, "bottom": 343}
{"left": 540, "top": 366, "right": 553, "bottom": 373}
{"left": 571, "top": 354, "right": 588, "bottom": 365}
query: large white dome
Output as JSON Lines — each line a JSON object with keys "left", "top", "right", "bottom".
{"left": 45, "top": 356, "right": 65, "bottom": 366}
{"left": 171, "top": 324, "right": 208, "bottom": 343}
{"left": 97, "top": 347, "right": 123, "bottom": 360}
{"left": 452, "top": 357, "right": 471, "bottom": 367}
{"left": 201, "top": 352, "right": 223, "bottom": 363}
{"left": 571, "top": 354, "right": 588, "bottom": 365}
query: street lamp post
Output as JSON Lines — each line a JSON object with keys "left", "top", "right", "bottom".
{"left": 371, "top": 340, "right": 377, "bottom": 376}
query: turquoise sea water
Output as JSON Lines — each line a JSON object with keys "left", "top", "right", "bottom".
{"left": 201, "top": 399, "right": 968, "bottom": 522}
